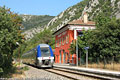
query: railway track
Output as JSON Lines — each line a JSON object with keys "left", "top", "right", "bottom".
{"left": 45, "top": 67, "right": 120, "bottom": 80}
{"left": 45, "top": 68, "right": 99, "bottom": 80}
{"left": 24, "top": 64, "right": 120, "bottom": 80}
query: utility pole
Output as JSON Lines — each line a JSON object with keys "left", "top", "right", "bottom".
{"left": 74, "top": 28, "right": 78, "bottom": 66}
{"left": 76, "top": 38, "right": 78, "bottom": 66}
{"left": 86, "top": 49, "right": 88, "bottom": 68}
{"left": 80, "top": 50, "right": 81, "bottom": 66}
{"left": 84, "top": 47, "right": 89, "bottom": 68}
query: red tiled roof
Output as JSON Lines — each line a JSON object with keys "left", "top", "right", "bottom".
{"left": 68, "top": 19, "right": 95, "bottom": 25}
{"left": 53, "top": 19, "right": 95, "bottom": 35}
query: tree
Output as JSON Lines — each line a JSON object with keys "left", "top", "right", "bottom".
{"left": 88, "top": 15, "right": 120, "bottom": 62}
{"left": 69, "top": 41, "right": 76, "bottom": 55}
{"left": 77, "top": 30, "right": 91, "bottom": 60}
{"left": 69, "top": 14, "right": 120, "bottom": 63}
{"left": 19, "top": 28, "right": 55, "bottom": 55}
{"left": 0, "top": 6, "right": 23, "bottom": 77}
{"left": 69, "top": 30, "right": 90, "bottom": 57}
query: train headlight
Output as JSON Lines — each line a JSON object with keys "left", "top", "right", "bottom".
{"left": 51, "top": 58, "right": 54, "bottom": 63}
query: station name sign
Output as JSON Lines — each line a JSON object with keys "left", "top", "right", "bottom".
{"left": 57, "top": 31, "right": 67, "bottom": 38}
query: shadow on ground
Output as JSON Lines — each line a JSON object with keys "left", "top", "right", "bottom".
{"left": 23, "top": 63, "right": 53, "bottom": 69}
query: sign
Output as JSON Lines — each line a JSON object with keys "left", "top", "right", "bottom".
{"left": 84, "top": 47, "right": 89, "bottom": 50}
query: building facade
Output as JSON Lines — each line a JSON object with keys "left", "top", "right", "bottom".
{"left": 53, "top": 13, "right": 96, "bottom": 64}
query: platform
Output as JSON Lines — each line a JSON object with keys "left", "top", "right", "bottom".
{"left": 54, "top": 63, "right": 120, "bottom": 78}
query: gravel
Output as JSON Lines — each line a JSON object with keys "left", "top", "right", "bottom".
{"left": 11, "top": 64, "right": 99, "bottom": 80}
{"left": 23, "top": 64, "right": 69, "bottom": 80}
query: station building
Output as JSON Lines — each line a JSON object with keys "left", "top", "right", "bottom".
{"left": 53, "top": 13, "right": 96, "bottom": 64}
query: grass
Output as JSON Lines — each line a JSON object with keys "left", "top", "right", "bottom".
{"left": 80, "top": 63, "right": 120, "bottom": 71}
{"left": 21, "top": 66, "right": 29, "bottom": 71}
{"left": 12, "top": 63, "right": 29, "bottom": 78}
{"left": 0, "top": 66, "right": 17, "bottom": 78}
{"left": 0, "top": 62, "right": 29, "bottom": 78}
{"left": 11, "top": 67, "right": 24, "bottom": 78}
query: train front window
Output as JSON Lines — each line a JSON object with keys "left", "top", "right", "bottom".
{"left": 41, "top": 47, "right": 50, "bottom": 57}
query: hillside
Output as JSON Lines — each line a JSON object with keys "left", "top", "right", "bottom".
{"left": 19, "top": 15, "right": 54, "bottom": 40}
{"left": 46, "top": 0, "right": 120, "bottom": 31}
{"left": 20, "top": 15, "right": 54, "bottom": 30}
{"left": 20, "top": 0, "right": 120, "bottom": 40}
{"left": 15, "top": 0, "right": 120, "bottom": 57}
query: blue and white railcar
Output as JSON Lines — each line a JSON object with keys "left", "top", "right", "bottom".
{"left": 22, "top": 44, "right": 54, "bottom": 68}
{"left": 36, "top": 44, "right": 54, "bottom": 67}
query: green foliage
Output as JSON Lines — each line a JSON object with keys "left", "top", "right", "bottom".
{"left": 69, "top": 30, "right": 91, "bottom": 60}
{"left": 15, "top": 15, "right": 54, "bottom": 55}
{"left": 48, "top": 0, "right": 120, "bottom": 31}
{"left": 13, "top": 0, "right": 120, "bottom": 65}
{"left": 22, "top": 66, "right": 29, "bottom": 71}
{"left": 49, "top": 0, "right": 89, "bottom": 30}
{"left": 69, "top": 41, "right": 76, "bottom": 55}
{"left": 95, "top": 13, "right": 111, "bottom": 28}
{"left": 0, "top": 6, "right": 23, "bottom": 77}
{"left": 0, "top": 68, "right": 3, "bottom": 73}
{"left": 13, "top": 42, "right": 27, "bottom": 58}
{"left": 19, "top": 0, "right": 120, "bottom": 58}
{"left": 89, "top": 0, "right": 116, "bottom": 20}
{"left": 77, "top": 30, "right": 91, "bottom": 59}
{"left": 69, "top": 15, "right": 120, "bottom": 63}
{"left": 88, "top": 17, "right": 120, "bottom": 62}
{"left": 69, "top": 30, "right": 90, "bottom": 54}
{"left": 20, "top": 15, "right": 54, "bottom": 31}
{"left": 14, "top": 29, "right": 55, "bottom": 56}
{"left": 78, "top": 30, "right": 90, "bottom": 49}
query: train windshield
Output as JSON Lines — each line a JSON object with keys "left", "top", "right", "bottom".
{"left": 40, "top": 47, "right": 50, "bottom": 57}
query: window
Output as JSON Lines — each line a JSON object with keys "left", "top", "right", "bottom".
{"left": 68, "top": 35, "right": 69, "bottom": 43}
{"left": 41, "top": 47, "right": 50, "bottom": 57}
{"left": 78, "top": 31, "right": 83, "bottom": 37}
{"left": 63, "top": 36, "right": 65, "bottom": 45}
{"left": 66, "top": 36, "right": 68, "bottom": 43}
{"left": 56, "top": 40, "right": 58, "bottom": 47}
{"left": 62, "top": 37, "right": 64, "bottom": 45}
{"left": 59, "top": 38, "right": 61, "bottom": 46}
{"left": 66, "top": 35, "right": 69, "bottom": 44}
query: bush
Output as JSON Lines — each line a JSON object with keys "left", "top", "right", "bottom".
{"left": 0, "top": 6, "right": 23, "bottom": 77}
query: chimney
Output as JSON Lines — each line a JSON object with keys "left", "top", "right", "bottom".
{"left": 83, "top": 12, "right": 88, "bottom": 23}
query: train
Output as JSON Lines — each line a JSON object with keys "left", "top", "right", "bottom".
{"left": 22, "top": 44, "right": 54, "bottom": 68}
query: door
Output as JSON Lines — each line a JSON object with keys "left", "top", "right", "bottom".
{"left": 59, "top": 50, "right": 61, "bottom": 63}
{"left": 63, "top": 50, "right": 65, "bottom": 63}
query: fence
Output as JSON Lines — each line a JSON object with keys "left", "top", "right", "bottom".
{"left": 79, "top": 56, "right": 120, "bottom": 71}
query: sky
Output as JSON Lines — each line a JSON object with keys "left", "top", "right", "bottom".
{"left": 0, "top": 0, "right": 82, "bottom": 16}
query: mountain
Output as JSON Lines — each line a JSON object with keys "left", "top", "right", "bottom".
{"left": 20, "top": 15, "right": 54, "bottom": 40}
{"left": 18, "top": 0, "right": 120, "bottom": 55}
{"left": 20, "top": 15, "right": 54, "bottom": 30}
{"left": 21, "top": 0, "right": 120, "bottom": 40}
{"left": 46, "top": 0, "right": 120, "bottom": 31}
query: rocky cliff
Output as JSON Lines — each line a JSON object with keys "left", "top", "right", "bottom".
{"left": 46, "top": 0, "right": 120, "bottom": 31}
{"left": 20, "top": 15, "right": 54, "bottom": 40}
